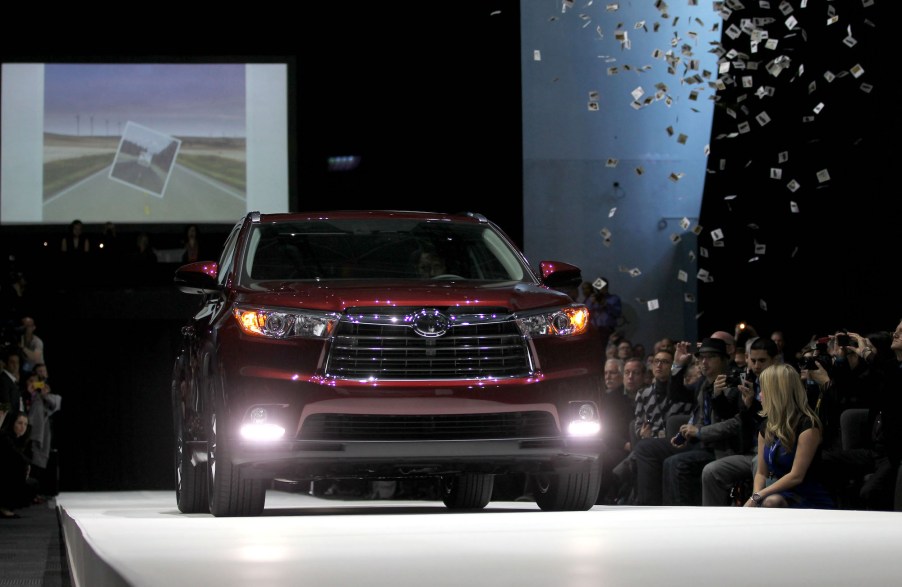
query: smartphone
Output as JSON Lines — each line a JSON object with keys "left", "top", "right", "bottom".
{"left": 672, "top": 431, "right": 687, "bottom": 446}
{"left": 34, "top": 381, "right": 45, "bottom": 389}
{"left": 836, "top": 334, "right": 851, "bottom": 347}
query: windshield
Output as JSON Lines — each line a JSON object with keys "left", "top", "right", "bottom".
{"left": 241, "top": 218, "right": 530, "bottom": 283}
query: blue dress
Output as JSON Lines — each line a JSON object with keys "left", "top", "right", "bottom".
{"left": 761, "top": 416, "right": 835, "bottom": 509}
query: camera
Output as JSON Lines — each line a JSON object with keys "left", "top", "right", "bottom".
{"left": 836, "top": 334, "right": 858, "bottom": 348}
{"left": 801, "top": 356, "right": 819, "bottom": 371}
{"left": 724, "top": 369, "right": 746, "bottom": 387}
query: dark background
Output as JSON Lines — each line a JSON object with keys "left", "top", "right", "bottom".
{"left": 1, "top": 1, "right": 892, "bottom": 492}
{"left": 1, "top": 2, "right": 525, "bottom": 492}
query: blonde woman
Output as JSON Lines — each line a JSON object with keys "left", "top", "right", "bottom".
{"left": 745, "top": 363, "right": 834, "bottom": 508}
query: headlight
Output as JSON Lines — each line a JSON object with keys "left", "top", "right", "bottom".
{"left": 233, "top": 306, "right": 339, "bottom": 339}
{"left": 515, "top": 305, "right": 590, "bottom": 337}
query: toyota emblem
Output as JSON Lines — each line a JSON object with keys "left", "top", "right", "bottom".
{"left": 410, "top": 309, "right": 449, "bottom": 338}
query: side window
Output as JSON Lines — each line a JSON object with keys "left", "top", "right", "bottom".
{"left": 217, "top": 223, "right": 243, "bottom": 286}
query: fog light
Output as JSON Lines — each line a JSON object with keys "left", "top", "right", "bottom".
{"left": 240, "top": 422, "right": 286, "bottom": 441}
{"left": 567, "top": 402, "right": 601, "bottom": 437}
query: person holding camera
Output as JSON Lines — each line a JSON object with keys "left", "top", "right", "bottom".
{"left": 632, "top": 336, "right": 742, "bottom": 505}
{"left": 820, "top": 323, "right": 902, "bottom": 511}
{"left": 744, "top": 363, "right": 834, "bottom": 508}
{"left": 701, "top": 337, "right": 780, "bottom": 506}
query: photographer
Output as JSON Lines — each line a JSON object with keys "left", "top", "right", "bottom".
{"left": 701, "top": 337, "right": 780, "bottom": 506}
{"left": 821, "top": 324, "right": 902, "bottom": 511}
{"left": 633, "top": 337, "right": 742, "bottom": 505}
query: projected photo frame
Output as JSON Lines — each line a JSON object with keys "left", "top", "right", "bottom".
{"left": 109, "top": 122, "right": 182, "bottom": 198}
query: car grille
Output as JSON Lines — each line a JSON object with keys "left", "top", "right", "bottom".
{"left": 299, "top": 412, "right": 559, "bottom": 441}
{"left": 324, "top": 311, "right": 532, "bottom": 379}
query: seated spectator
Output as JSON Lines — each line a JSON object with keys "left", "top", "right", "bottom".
{"left": 820, "top": 323, "right": 902, "bottom": 510}
{"left": 612, "top": 348, "right": 695, "bottom": 504}
{"left": 616, "top": 340, "right": 633, "bottom": 362}
{"left": 702, "top": 337, "right": 779, "bottom": 506}
{"left": 654, "top": 337, "right": 676, "bottom": 356}
{"left": 596, "top": 358, "right": 633, "bottom": 504}
{"left": 745, "top": 363, "right": 834, "bottom": 508}
{"left": 0, "top": 410, "right": 37, "bottom": 518}
{"left": 633, "top": 337, "right": 742, "bottom": 505}
{"left": 770, "top": 330, "right": 788, "bottom": 363}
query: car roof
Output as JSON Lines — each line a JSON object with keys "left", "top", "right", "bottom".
{"left": 250, "top": 210, "right": 489, "bottom": 224}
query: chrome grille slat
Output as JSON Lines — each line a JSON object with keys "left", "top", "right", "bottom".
{"left": 324, "top": 312, "right": 531, "bottom": 379}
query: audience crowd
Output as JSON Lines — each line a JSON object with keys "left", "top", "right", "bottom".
{"left": 1, "top": 234, "right": 900, "bottom": 518}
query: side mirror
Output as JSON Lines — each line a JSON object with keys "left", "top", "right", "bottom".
{"left": 175, "top": 261, "right": 219, "bottom": 295}
{"left": 539, "top": 260, "right": 583, "bottom": 289}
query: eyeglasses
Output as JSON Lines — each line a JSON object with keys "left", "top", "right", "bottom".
{"left": 651, "top": 359, "right": 670, "bottom": 365}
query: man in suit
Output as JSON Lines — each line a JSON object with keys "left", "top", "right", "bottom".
{"left": 0, "top": 349, "right": 23, "bottom": 425}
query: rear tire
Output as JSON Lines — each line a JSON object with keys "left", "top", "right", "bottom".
{"left": 532, "top": 464, "right": 601, "bottom": 511}
{"left": 441, "top": 473, "right": 494, "bottom": 509}
{"left": 206, "top": 390, "right": 266, "bottom": 517}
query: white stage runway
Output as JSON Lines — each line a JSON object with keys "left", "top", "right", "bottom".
{"left": 57, "top": 490, "right": 902, "bottom": 587}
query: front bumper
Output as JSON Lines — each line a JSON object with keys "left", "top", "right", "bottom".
{"left": 231, "top": 436, "right": 604, "bottom": 481}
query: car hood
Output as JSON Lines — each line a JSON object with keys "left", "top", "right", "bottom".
{"left": 234, "top": 280, "right": 573, "bottom": 313}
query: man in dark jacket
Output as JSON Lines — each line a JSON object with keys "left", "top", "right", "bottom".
{"left": 633, "top": 337, "right": 742, "bottom": 505}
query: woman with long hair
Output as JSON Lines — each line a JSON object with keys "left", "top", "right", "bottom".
{"left": 745, "top": 363, "right": 834, "bottom": 508}
{"left": 1, "top": 410, "right": 36, "bottom": 518}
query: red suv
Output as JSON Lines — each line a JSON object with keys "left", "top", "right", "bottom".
{"left": 171, "top": 211, "right": 604, "bottom": 516}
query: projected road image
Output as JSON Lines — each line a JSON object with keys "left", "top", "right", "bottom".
{"left": 42, "top": 63, "right": 247, "bottom": 223}
{"left": 42, "top": 133, "right": 246, "bottom": 222}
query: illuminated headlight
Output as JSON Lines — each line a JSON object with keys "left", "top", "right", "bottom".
{"left": 567, "top": 401, "right": 601, "bottom": 437}
{"left": 516, "top": 305, "right": 590, "bottom": 337}
{"left": 234, "top": 306, "right": 339, "bottom": 339}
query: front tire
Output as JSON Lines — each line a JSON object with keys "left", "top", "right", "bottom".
{"left": 441, "top": 473, "right": 494, "bottom": 509}
{"left": 532, "top": 464, "right": 601, "bottom": 511}
{"left": 173, "top": 373, "right": 208, "bottom": 513}
{"left": 175, "top": 420, "right": 208, "bottom": 513}
{"left": 207, "top": 391, "right": 266, "bottom": 517}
